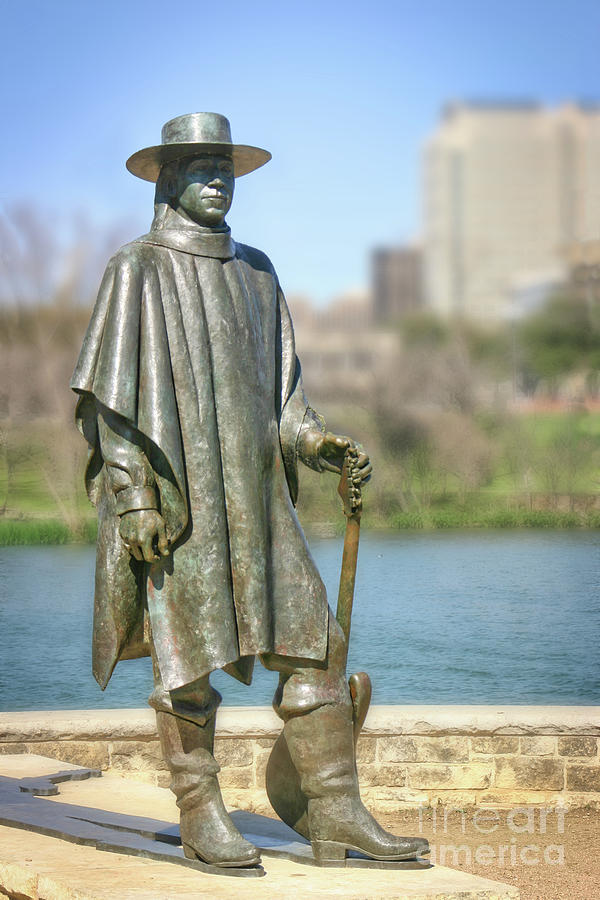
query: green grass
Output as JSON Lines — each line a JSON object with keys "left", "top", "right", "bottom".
{"left": 0, "top": 519, "right": 72, "bottom": 545}
{"left": 1, "top": 410, "right": 600, "bottom": 543}
{"left": 389, "top": 506, "right": 591, "bottom": 530}
{"left": 387, "top": 511, "right": 426, "bottom": 529}
{"left": 0, "top": 502, "right": 597, "bottom": 546}
{"left": 583, "top": 510, "right": 600, "bottom": 528}
{"left": 0, "top": 518, "right": 97, "bottom": 545}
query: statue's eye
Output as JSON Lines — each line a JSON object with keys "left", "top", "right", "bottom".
{"left": 188, "top": 160, "right": 211, "bottom": 175}
{"left": 220, "top": 161, "right": 233, "bottom": 176}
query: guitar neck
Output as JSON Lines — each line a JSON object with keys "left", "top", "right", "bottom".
{"left": 336, "top": 513, "right": 361, "bottom": 653}
{"left": 335, "top": 447, "right": 363, "bottom": 663}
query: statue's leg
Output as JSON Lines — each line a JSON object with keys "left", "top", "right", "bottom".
{"left": 149, "top": 656, "right": 260, "bottom": 868}
{"left": 261, "top": 610, "right": 429, "bottom": 864}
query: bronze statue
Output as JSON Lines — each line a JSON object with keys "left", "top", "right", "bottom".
{"left": 71, "top": 112, "right": 428, "bottom": 871}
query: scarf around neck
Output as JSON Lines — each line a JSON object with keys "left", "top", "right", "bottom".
{"left": 136, "top": 204, "right": 236, "bottom": 259}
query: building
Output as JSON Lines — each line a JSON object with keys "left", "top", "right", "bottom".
{"left": 564, "top": 239, "right": 600, "bottom": 305}
{"left": 371, "top": 246, "right": 422, "bottom": 324}
{"left": 423, "top": 102, "right": 600, "bottom": 323}
{"left": 287, "top": 290, "right": 398, "bottom": 401}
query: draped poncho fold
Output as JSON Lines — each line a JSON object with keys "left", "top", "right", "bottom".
{"left": 71, "top": 221, "right": 328, "bottom": 691}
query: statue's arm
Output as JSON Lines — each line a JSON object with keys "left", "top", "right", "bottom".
{"left": 97, "top": 407, "right": 157, "bottom": 514}
{"left": 294, "top": 405, "right": 325, "bottom": 471}
{"left": 97, "top": 407, "right": 169, "bottom": 561}
{"left": 283, "top": 360, "right": 373, "bottom": 482}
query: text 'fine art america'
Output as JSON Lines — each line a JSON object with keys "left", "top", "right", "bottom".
{"left": 71, "top": 112, "right": 429, "bottom": 874}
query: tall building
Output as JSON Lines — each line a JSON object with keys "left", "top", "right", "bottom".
{"left": 423, "top": 102, "right": 600, "bottom": 323}
{"left": 372, "top": 247, "right": 422, "bottom": 324}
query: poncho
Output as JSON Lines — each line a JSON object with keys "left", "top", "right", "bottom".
{"left": 72, "top": 213, "right": 328, "bottom": 691}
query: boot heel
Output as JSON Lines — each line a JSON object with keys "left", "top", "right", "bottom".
{"left": 312, "top": 839, "right": 347, "bottom": 864}
{"left": 182, "top": 842, "right": 198, "bottom": 860}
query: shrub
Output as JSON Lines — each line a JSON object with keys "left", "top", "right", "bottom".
{"left": 430, "top": 509, "right": 469, "bottom": 529}
{"left": 484, "top": 509, "right": 521, "bottom": 528}
{"left": 0, "top": 519, "right": 71, "bottom": 545}
{"left": 520, "top": 510, "right": 579, "bottom": 529}
{"left": 391, "top": 512, "right": 425, "bottom": 529}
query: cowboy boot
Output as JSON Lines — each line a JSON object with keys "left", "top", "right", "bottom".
{"left": 283, "top": 703, "right": 429, "bottom": 864}
{"left": 153, "top": 690, "right": 260, "bottom": 868}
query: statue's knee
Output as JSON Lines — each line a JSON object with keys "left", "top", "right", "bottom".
{"left": 272, "top": 630, "right": 352, "bottom": 723}
{"left": 150, "top": 674, "right": 221, "bottom": 727}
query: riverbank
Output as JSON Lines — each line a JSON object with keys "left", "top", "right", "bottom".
{"left": 2, "top": 506, "right": 600, "bottom": 544}
{"left": 0, "top": 519, "right": 93, "bottom": 545}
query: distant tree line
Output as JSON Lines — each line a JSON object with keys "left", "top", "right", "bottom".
{"left": 0, "top": 205, "right": 131, "bottom": 536}
{"left": 1, "top": 205, "right": 599, "bottom": 537}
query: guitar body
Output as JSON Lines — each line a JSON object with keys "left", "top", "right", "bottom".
{"left": 349, "top": 670, "right": 372, "bottom": 737}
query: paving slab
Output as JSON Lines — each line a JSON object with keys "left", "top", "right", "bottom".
{"left": 0, "top": 755, "right": 519, "bottom": 899}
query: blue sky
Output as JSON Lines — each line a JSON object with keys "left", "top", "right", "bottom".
{"left": 2, "top": 0, "right": 599, "bottom": 303}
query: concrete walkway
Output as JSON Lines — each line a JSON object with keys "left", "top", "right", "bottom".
{"left": 0, "top": 755, "right": 519, "bottom": 899}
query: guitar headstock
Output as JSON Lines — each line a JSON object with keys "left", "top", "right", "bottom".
{"left": 337, "top": 446, "right": 363, "bottom": 519}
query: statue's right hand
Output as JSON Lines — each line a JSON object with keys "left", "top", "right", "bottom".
{"left": 119, "top": 509, "right": 169, "bottom": 562}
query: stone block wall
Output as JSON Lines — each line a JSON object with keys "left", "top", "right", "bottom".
{"left": 1, "top": 706, "right": 598, "bottom": 811}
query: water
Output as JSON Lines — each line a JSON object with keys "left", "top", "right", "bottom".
{"left": 0, "top": 532, "right": 599, "bottom": 710}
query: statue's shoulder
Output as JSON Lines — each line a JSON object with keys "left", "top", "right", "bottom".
{"left": 105, "top": 236, "right": 158, "bottom": 273}
{"left": 235, "top": 241, "right": 276, "bottom": 277}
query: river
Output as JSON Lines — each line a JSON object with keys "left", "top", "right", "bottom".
{"left": 0, "top": 531, "right": 598, "bottom": 710}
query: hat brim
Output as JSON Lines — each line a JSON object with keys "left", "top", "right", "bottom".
{"left": 126, "top": 142, "right": 271, "bottom": 182}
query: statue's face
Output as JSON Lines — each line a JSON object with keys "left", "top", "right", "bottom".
{"left": 175, "top": 154, "right": 235, "bottom": 226}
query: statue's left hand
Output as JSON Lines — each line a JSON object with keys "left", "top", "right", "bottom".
{"left": 317, "top": 432, "right": 372, "bottom": 482}
{"left": 119, "top": 509, "right": 170, "bottom": 563}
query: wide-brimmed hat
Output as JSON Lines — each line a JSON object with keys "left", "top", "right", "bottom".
{"left": 126, "top": 112, "right": 271, "bottom": 182}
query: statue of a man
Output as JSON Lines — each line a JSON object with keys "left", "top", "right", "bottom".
{"left": 72, "top": 113, "right": 427, "bottom": 869}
